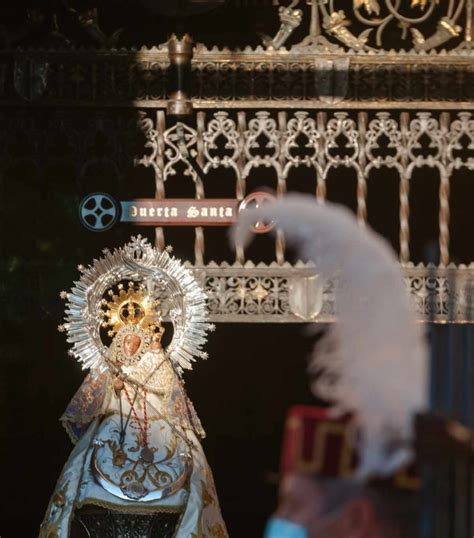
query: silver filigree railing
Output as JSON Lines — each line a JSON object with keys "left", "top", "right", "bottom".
{"left": 191, "top": 263, "right": 474, "bottom": 323}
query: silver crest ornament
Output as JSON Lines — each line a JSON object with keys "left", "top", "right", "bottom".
{"left": 289, "top": 271, "right": 324, "bottom": 320}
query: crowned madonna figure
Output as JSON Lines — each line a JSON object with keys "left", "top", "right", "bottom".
{"left": 40, "top": 237, "right": 228, "bottom": 538}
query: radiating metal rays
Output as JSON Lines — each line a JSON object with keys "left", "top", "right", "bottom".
{"left": 60, "top": 236, "right": 213, "bottom": 374}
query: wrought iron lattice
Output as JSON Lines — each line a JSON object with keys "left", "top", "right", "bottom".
{"left": 138, "top": 108, "right": 474, "bottom": 267}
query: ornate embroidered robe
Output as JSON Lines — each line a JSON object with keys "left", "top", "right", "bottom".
{"left": 40, "top": 349, "right": 228, "bottom": 537}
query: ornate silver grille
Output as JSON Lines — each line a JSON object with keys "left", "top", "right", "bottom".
{"left": 192, "top": 263, "right": 474, "bottom": 323}
{"left": 138, "top": 109, "right": 474, "bottom": 267}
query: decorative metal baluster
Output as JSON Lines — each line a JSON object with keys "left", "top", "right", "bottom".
{"left": 276, "top": 111, "right": 287, "bottom": 264}
{"left": 399, "top": 112, "right": 410, "bottom": 264}
{"left": 316, "top": 111, "right": 327, "bottom": 202}
{"left": 235, "top": 111, "right": 248, "bottom": 264}
{"left": 155, "top": 110, "right": 167, "bottom": 251}
{"left": 439, "top": 112, "right": 451, "bottom": 267}
{"left": 195, "top": 112, "right": 206, "bottom": 265}
{"left": 357, "top": 111, "right": 368, "bottom": 225}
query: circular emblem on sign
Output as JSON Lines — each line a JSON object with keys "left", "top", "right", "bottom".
{"left": 239, "top": 191, "right": 276, "bottom": 234}
{"left": 79, "top": 193, "right": 119, "bottom": 232}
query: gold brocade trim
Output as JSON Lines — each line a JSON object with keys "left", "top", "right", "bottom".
{"left": 292, "top": 417, "right": 354, "bottom": 476}
{"left": 74, "top": 497, "right": 185, "bottom": 514}
{"left": 60, "top": 418, "right": 98, "bottom": 445}
{"left": 190, "top": 477, "right": 229, "bottom": 538}
{"left": 61, "top": 421, "right": 79, "bottom": 445}
{"left": 191, "top": 513, "right": 228, "bottom": 538}
{"left": 61, "top": 414, "right": 99, "bottom": 425}
{"left": 289, "top": 417, "right": 420, "bottom": 490}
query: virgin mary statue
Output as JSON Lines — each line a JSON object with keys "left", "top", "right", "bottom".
{"left": 40, "top": 237, "right": 228, "bottom": 538}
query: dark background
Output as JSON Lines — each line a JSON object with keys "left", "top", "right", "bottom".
{"left": 1, "top": 1, "right": 474, "bottom": 537}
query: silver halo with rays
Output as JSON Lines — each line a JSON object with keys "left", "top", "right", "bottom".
{"left": 60, "top": 236, "right": 211, "bottom": 374}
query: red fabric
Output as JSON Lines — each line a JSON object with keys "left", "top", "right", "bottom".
{"left": 281, "top": 405, "right": 355, "bottom": 476}
{"left": 280, "top": 405, "right": 419, "bottom": 490}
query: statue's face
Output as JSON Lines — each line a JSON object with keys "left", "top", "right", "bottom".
{"left": 123, "top": 334, "right": 142, "bottom": 357}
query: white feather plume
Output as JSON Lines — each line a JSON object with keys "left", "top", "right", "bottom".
{"left": 233, "top": 194, "right": 428, "bottom": 480}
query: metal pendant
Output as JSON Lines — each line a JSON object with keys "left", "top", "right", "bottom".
{"left": 141, "top": 446, "right": 154, "bottom": 463}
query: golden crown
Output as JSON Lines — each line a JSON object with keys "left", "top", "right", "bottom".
{"left": 99, "top": 282, "right": 165, "bottom": 341}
